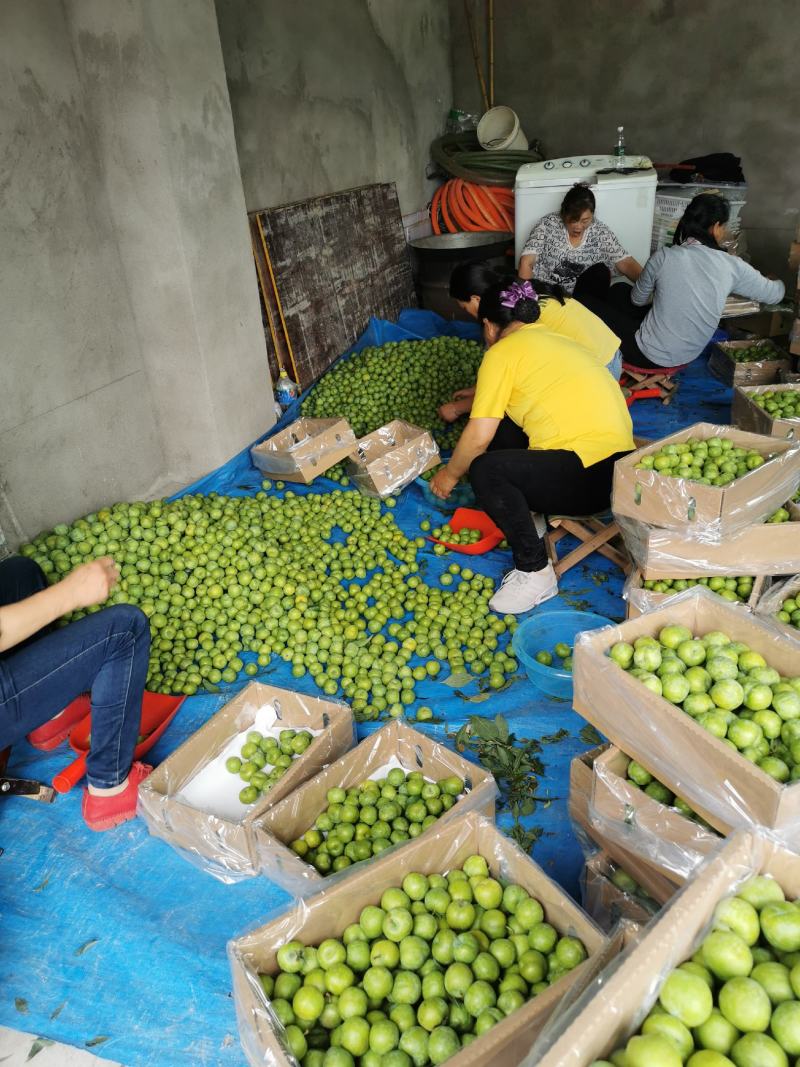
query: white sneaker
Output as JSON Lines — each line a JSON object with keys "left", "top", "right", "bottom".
{"left": 489, "top": 564, "right": 558, "bottom": 615}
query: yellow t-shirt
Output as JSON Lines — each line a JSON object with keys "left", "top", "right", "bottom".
{"left": 537, "top": 298, "right": 620, "bottom": 367}
{"left": 470, "top": 324, "right": 635, "bottom": 467}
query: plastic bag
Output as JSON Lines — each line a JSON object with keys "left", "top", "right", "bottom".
{"left": 525, "top": 828, "right": 800, "bottom": 1066}
{"left": 612, "top": 421, "right": 800, "bottom": 541}
{"left": 571, "top": 585, "right": 800, "bottom": 842}
{"left": 249, "top": 417, "right": 357, "bottom": 484}
{"left": 622, "top": 567, "right": 761, "bottom": 616}
{"left": 251, "top": 719, "right": 498, "bottom": 898}
{"left": 137, "top": 682, "right": 355, "bottom": 882}
{"left": 229, "top": 811, "right": 606, "bottom": 1067}
{"left": 581, "top": 851, "right": 660, "bottom": 932}
{"left": 445, "top": 108, "right": 479, "bottom": 134}
{"left": 754, "top": 574, "right": 800, "bottom": 644}
{"left": 346, "top": 420, "right": 440, "bottom": 498}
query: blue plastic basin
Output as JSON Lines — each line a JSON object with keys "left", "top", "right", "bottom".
{"left": 512, "top": 609, "right": 612, "bottom": 699}
{"left": 415, "top": 476, "right": 476, "bottom": 512}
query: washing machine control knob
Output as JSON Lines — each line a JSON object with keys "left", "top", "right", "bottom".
{"left": 562, "top": 160, "right": 573, "bottom": 167}
{"left": 544, "top": 161, "right": 554, "bottom": 169}
{"left": 580, "top": 159, "right": 591, "bottom": 167}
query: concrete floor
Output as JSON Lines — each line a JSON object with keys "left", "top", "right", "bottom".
{"left": 0, "top": 1027, "right": 121, "bottom": 1066}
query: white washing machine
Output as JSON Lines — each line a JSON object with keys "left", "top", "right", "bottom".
{"left": 514, "top": 155, "right": 658, "bottom": 267}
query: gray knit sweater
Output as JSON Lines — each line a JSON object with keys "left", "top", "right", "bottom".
{"left": 632, "top": 240, "right": 785, "bottom": 367}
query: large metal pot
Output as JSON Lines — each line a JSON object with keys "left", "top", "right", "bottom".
{"left": 409, "top": 231, "right": 514, "bottom": 321}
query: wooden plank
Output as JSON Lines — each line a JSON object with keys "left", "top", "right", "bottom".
{"left": 250, "top": 183, "right": 416, "bottom": 390}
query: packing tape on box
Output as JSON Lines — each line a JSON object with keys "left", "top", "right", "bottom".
{"left": 523, "top": 829, "right": 799, "bottom": 1066}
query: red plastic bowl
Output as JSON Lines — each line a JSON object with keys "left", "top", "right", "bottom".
{"left": 427, "top": 506, "right": 505, "bottom": 555}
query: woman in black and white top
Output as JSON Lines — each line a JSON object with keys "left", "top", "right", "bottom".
{"left": 518, "top": 184, "right": 642, "bottom": 298}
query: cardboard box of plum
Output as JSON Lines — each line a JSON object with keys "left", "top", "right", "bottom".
{"left": 708, "top": 338, "right": 791, "bottom": 387}
{"left": 249, "top": 719, "right": 498, "bottom": 898}
{"left": 229, "top": 812, "right": 610, "bottom": 1067}
{"left": 572, "top": 587, "right": 800, "bottom": 839}
{"left": 581, "top": 851, "right": 666, "bottom": 931}
{"left": 732, "top": 383, "right": 800, "bottom": 439}
{"left": 528, "top": 830, "right": 800, "bottom": 1067}
{"left": 137, "top": 681, "right": 355, "bottom": 879}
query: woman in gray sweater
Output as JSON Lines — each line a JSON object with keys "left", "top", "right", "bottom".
{"left": 621, "top": 194, "right": 785, "bottom": 370}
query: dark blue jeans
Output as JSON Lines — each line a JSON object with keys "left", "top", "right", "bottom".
{"left": 0, "top": 557, "right": 150, "bottom": 788}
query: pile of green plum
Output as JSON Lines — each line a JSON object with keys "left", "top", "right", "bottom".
{"left": 609, "top": 626, "right": 800, "bottom": 783}
{"left": 641, "top": 577, "right": 755, "bottom": 604}
{"left": 535, "top": 643, "right": 573, "bottom": 671}
{"left": 289, "top": 769, "right": 466, "bottom": 876}
{"left": 751, "top": 388, "right": 800, "bottom": 422}
{"left": 226, "top": 727, "right": 313, "bottom": 806}
{"left": 776, "top": 594, "right": 800, "bottom": 631}
{"left": 301, "top": 337, "right": 483, "bottom": 447}
{"left": 622, "top": 755, "right": 717, "bottom": 833}
{"left": 426, "top": 522, "right": 483, "bottom": 547}
{"left": 767, "top": 506, "right": 792, "bottom": 524}
{"left": 260, "top": 854, "right": 588, "bottom": 1067}
{"left": 591, "top": 875, "right": 800, "bottom": 1067}
{"left": 21, "top": 490, "right": 518, "bottom": 710}
{"left": 634, "top": 438, "right": 771, "bottom": 486}
{"left": 723, "top": 343, "right": 784, "bottom": 364}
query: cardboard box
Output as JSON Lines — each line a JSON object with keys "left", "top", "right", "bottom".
{"left": 229, "top": 813, "right": 608, "bottom": 1067}
{"left": 789, "top": 240, "right": 800, "bottom": 274}
{"left": 252, "top": 719, "right": 497, "bottom": 896}
{"left": 707, "top": 339, "right": 791, "bottom": 386}
{"left": 568, "top": 743, "right": 610, "bottom": 831}
{"left": 612, "top": 422, "right": 800, "bottom": 537}
{"left": 582, "top": 851, "right": 662, "bottom": 931}
{"left": 722, "top": 306, "right": 795, "bottom": 337}
{"left": 755, "top": 574, "right": 800, "bottom": 645}
{"left": 623, "top": 568, "right": 765, "bottom": 619}
{"left": 529, "top": 831, "right": 800, "bottom": 1067}
{"left": 732, "top": 382, "right": 800, "bottom": 439}
{"left": 250, "top": 417, "right": 357, "bottom": 484}
{"left": 791, "top": 316, "right": 800, "bottom": 357}
{"left": 137, "top": 682, "right": 355, "bottom": 880}
{"left": 589, "top": 745, "right": 721, "bottom": 885}
{"left": 572, "top": 588, "right": 800, "bottom": 838}
{"left": 616, "top": 511, "right": 800, "bottom": 578}
{"left": 346, "top": 419, "right": 440, "bottom": 497}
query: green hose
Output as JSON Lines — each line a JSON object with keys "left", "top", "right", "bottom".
{"left": 431, "top": 131, "right": 543, "bottom": 187}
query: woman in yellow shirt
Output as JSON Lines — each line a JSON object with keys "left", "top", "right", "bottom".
{"left": 430, "top": 279, "right": 634, "bottom": 614}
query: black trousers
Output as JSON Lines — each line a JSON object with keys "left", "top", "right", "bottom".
{"left": 469, "top": 449, "right": 628, "bottom": 571}
{"left": 573, "top": 270, "right": 656, "bottom": 369}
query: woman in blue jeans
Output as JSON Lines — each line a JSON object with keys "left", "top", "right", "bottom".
{"left": 0, "top": 554, "right": 151, "bottom": 831}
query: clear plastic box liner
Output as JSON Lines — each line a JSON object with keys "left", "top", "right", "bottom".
{"left": 611, "top": 421, "right": 800, "bottom": 541}
{"left": 581, "top": 851, "right": 660, "bottom": 932}
{"left": 250, "top": 719, "right": 498, "bottom": 899}
{"left": 587, "top": 745, "right": 722, "bottom": 885}
{"left": 250, "top": 417, "right": 357, "bottom": 483}
{"left": 524, "top": 828, "right": 800, "bottom": 1067}
{"left": 755, "top": 573, "right": 800, "bottom": 645}
{"left": 346, "top": 419, "right": 440, "bottom": 498}
{"left": 572, "top": 586, "right": 800, "bottom": 841}
{"left": 616, "top": 509, "right": 800, "bottom": 579}
{"left": 621, "top": 567, "right": 763, "bottom": 617}
{"left": 228, "top": 812, "right": 608, "bottom": 1067}
{"left": 137, "top": 682, "right": 355, "bottom": 882}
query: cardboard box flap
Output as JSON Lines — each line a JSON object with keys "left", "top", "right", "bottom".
{"left": 137, "top": 682, "right": 355, "bottom": 881}
{"left": 572, "top": 586, "right": 800, "bottom": 838}
{"left": 250, "top": 417, "right": 357, "bottom": 482}
{"left": 616, "top": 511, "right": 800, "bottom": 578}
{"left": 346, "top": 419, "right": 440, "bottom": 498}
{"left": 612, "top": 421, "right": 800, "bottom": 539}
{"left": 250, "top": 719, "right": 498, "bottom": 898}
{"left": 229, "top": 813, "right": 607, "bottom": 1067}
{"left": 526, "top": 830, "right": 800, "bottom": 1066}
{"left": 589, "top": 746, "right": 721, "bottom": 883}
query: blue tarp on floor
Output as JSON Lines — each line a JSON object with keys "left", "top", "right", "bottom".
{"left": 0, "top": 311, "right": 734, "bottom": 1066}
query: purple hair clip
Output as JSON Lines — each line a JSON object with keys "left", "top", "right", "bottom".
{"left": 499, "top": 280, "right": 538, "bottom": 309}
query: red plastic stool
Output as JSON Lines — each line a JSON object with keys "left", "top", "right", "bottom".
{"left": 621, "top": 362, "right": 688, "bottom": 405}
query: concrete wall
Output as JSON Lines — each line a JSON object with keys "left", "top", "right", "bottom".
{"left": 215, "top": 0, "right": 453, "bottom": 216}
{"left": 449, "top": 0, "right": 799, "bottom": 279}
{"left": 0, "top": 0, "right": 271, "bottom": 545}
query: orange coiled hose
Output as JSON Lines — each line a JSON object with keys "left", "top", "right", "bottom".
{"left": 431, "top": 179, "right": 515, "bottom": 235}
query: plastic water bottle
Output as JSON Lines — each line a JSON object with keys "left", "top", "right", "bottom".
{"left": 275, "top": 369, "right": 300, "bottom": 411}
{"left": 614, "top": 126, "right": 626, "bottom": 168}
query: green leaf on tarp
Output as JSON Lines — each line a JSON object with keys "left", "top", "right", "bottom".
{"left": 74, "top": 938, "right": 99, "bottom": 957}
{"left": 442, "top": 669, "right": 472, "bottom": 688}
{"left": 85, "top": 1037, "right": 110, "bottom": 1048}
{"left": 495, "top": 715, "right": 510, "bottom": 743}
{"left": 540, "top": 728, "right": 569, "bottom": 744}
{"left": 454, "top": 689, "right": 490, "bottom": 703}
{"left": 50, "top": 1002, "right": 66, "bottom": 1020}
{"left": 15, "top": 998, "right": 29, "bottom": 1014}
{"left": 27, "top": 1039, "right": 54, "bottom": 1060}
{"left": 579, "top": 724, "right": 603, "bottom": 746}
{"left": 470, "top": 716, "right": 500, "bottom": 741}
{"left": 204, "top": 682, "right": 221, "bottom": 693}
